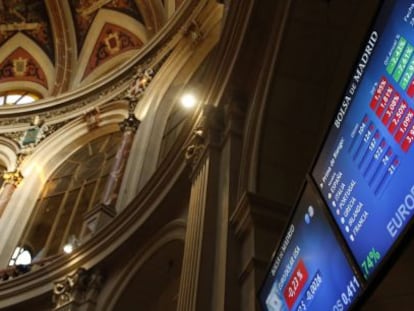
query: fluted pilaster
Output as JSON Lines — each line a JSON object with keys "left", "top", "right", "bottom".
{"left": 177, "top": 157, "right": 210, "bottom": 311}
{"left": 176, "top": 103, "right": 228, "bottom": 311}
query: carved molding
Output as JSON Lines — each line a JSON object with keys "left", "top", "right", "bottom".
{"left": 1, "top": 118, "right": 73, "bottom": 158}
{"left": 123, "top": 65, "right": 156, "bottom": 117}
{"left": 53, "top": 268, "right": 103, "bottom": 310}
{"left": 181, "top": 20, "right": 204, "bottom": 46}
{"left": 184, "top": 127, "right": 206, "bottom": 172}
{"left": 84, "top": 108, "right": 101, "bottom": 131}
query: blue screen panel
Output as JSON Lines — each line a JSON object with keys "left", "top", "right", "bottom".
{"left": 259, "top": 183, "right": 361, "bottom": 311}
{"left": 312, "top": 0, "right": 414, "bottom": 279}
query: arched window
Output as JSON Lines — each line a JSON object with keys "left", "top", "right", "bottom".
{"left": 0, "top": 91, "right": 41, "bottom": 106}
{"left": 17, "top": 131, "right": 123, "bottom": 259}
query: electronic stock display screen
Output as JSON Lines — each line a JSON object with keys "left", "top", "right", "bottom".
{"left": 312, "top": 0, "right": 414, "bottom": 279}
{"left": 259, "top": 183, "right": 361, "bottom": 311}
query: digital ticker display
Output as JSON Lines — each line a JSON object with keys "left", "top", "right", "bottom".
{"left": 312, "top": 0, "right": 414, "bottom": 279}
{"left": 259, "top": 183, "right": 361, "bottom": 311}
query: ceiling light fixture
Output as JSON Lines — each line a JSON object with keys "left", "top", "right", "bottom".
{"left": 180, "top": 93, "right": 197, "bottom": 109}
{"left": 63, "top": 243, "right": 74, "bottom": 254}
{"left": 63, "top": 235, "right": 80, "bottom": 254}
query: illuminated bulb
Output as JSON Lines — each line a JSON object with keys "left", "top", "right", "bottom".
{"left": 63, "top": 243, "right": 74, "bottom": 254}
{"left": 180, "top": 93, "right": 197, "bottom": 109}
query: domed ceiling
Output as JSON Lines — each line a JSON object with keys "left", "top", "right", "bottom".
{"left": 0, "top": 0, "right": 182, "bottom": 99}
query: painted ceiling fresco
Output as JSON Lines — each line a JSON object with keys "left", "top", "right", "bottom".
{"left": 0, "top": 47, "right": 47, "bottom": 87}
{"left": 0, "top": 0, "right": 54, "bottom": 60}
{"left": 69, "top": 0, "right": 144, "bottom": 54}
{"left": 83, "top": 22, "right": 143, "bottom": 78}
{"left": 0, "top": 0, "right": 182, "bottom": 96}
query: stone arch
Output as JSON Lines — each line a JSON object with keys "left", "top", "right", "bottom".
{"left": 0, "top": 100, "right": 128, "bottom": 266}
{"left": 99, "top": 219, "right": 185, "bottom": 311}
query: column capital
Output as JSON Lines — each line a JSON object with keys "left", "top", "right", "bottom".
{"left": 119, "top": 113, "right": 141, "bottom": 133}
{"left": 184, "top": 105, "right": 224, "bottom": 175}
{"left": 184, "top": 127, "right": 206, "bottom": 172}
{"left": 52, "top": 268, "right": 103, "bottom": 310}
{"left": 3, "top": 170, "right": 23, "bottom": 187}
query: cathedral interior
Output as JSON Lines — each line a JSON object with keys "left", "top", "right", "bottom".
{"left": 0, "top": 0, "right": 413, "bottom": 310}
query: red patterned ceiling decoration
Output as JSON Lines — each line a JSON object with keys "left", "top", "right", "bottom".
{"left": 0, "top": 47, "right": 48, "bottom": 88}
{"left": 69, "top": 0, "right": 144, "bottom": 54}
{"left": 83, "top": 23, "right": 143, "bottom": 79}
{"left": 0, "top": 0, "right": 54, "bottom": 61}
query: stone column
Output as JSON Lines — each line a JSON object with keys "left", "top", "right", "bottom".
{"left": 101, "top": 113, "right": 140, "bottom": 207}
{"left": 52, "top": 268, "right": 102, "bottom": 311}
{"left": 83, "top": 111, "right": 140, "bottom": 237}
{"left": 230, "top": 192, "right": 290, "bottom": 311}
{"left": 0, "top": 170, "right": 23, "bottom": 217}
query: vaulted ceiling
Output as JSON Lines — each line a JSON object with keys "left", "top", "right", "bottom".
{"left": 0, "top": 0, "right": 182, "bottom": 98}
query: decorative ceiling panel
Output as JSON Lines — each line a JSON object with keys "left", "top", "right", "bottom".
{"left": 69, "top": 0, "right": 144, "bottom": 54}
{"left": 0, "top": 0, "right": 54, "bottom": 61}
{"left": 82, "top": 23, "right": 143, "bottom": 80}
{"left": 0, "top": 47, "right": 47, "bottom": 88}
{"left": 0, "top": 0, "right": 181, "bottom": 97}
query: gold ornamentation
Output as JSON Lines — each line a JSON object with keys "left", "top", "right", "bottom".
{"left": 12, "top": 57, "right": 27, "bottom": 76}
{"left": 3, "top": 170, "right": 23, "bottom": 187}
{"left": 104, "top": 31, "right": 121, "bottom": 55}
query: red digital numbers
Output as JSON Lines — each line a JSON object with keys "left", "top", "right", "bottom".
{"left": 370, "top": 77, "right": 387, "bottom": 109}
{"left": 283, "top": 260, "right": 309, "bottom": 310}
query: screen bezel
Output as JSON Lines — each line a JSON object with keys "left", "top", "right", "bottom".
{"left": 257, "top": 178, "right": 365, "bottom": 311}
{"left": 308, "top": 0, "right": 414, "bottom": 296}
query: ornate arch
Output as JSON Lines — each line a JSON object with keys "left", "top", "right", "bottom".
{"left": 0, "top": 100, "right": 128, "bottom": 266}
